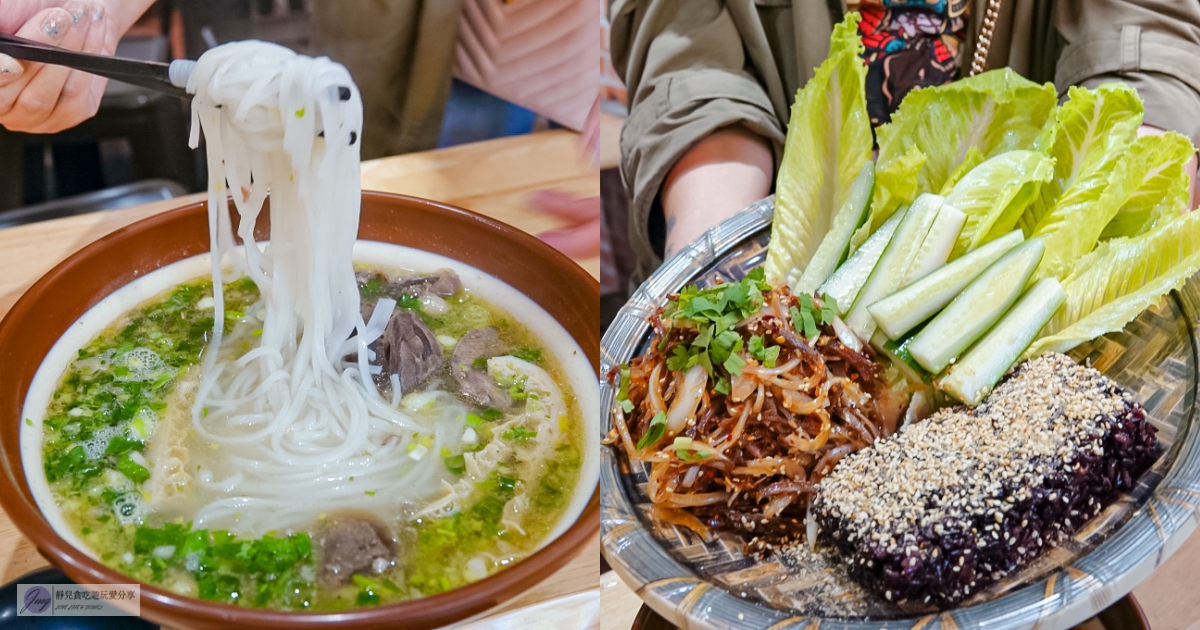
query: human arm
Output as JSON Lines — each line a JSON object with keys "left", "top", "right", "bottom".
{"left": 660, "top": 124, "right": 773, "bottom": 258}
{"left": 0, "top": 0, "right": 156, "bottom": 133}
{"left": 610, "top": 0, "right": 784, "bottom": 275}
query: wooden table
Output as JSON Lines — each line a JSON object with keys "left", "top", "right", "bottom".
{"left": 0, "top": 129, "right": 600, "bottom": 627}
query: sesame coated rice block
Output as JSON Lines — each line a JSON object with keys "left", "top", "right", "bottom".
{"left": 810, "top": 353, "right": 1159, "bottom": 610}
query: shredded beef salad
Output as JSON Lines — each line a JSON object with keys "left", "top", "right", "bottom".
{"left": 605, "top": 268, "right": 908, "bottom": 543}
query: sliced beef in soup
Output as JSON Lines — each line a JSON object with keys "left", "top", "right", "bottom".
{"left": 390, "top": 268, "right": 462, "bottom": 298}
{"left": 318, "top": 515, "right": 395, "bottom": 587}
{"left": 451, "top": 327, "right": 512, "bottom": 408}
{"left": 377, "top": 311, "right": 442, "bottom": 392}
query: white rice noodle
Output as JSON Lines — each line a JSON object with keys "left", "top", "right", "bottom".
{"left": 184, "top": 42, "right": 457, "bottom": 534}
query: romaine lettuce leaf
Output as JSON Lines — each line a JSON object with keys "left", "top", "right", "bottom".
{"left": 1025, "top": 83, "right": 1144, "bottom": 283}
{"left": 1025, "top": 210, "right": 1200, "bottom": 357}
{"left": 1100, "top": 131, "right": 1196, "bottom": 239}
{"left": 944, "top": 150, "right": 1054, "bottom": 259}
{"left": 939, "top": 146, "right": 986, "bottom": 195}
{"left": 764, "top": 14, "right": 872, "bottom": 288}
{"left": 869, "top": 69, "right": 1057, "bottom": 231}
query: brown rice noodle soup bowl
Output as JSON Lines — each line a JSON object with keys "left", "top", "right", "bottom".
{"left": 0, "top": 192, "right": 600, "bottom": 630}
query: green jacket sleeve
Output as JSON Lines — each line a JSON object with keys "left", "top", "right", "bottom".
{"left": 1054, "top": 0, "right": 1200, "bottom": 148}
{"left": 609, "top": 0, "right": 786, "bottom": 281}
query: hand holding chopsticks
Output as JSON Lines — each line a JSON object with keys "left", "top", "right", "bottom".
{"left": 0, "top": 1, "right": 171, "bottom": 134}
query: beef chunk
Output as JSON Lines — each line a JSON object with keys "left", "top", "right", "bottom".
{"left": 376, "top": 311, "right": 442, "bottom": 393}
{"left": 318, "top": 515, "right": 394, "bottom": 587}
{"left": 390, "top": 268, "right": 462, "bottom": 298}
{"left": 425, "top": 268, "right": 462, "bottom": 297}
{"left": 451, "top": 327, "right": 512, "bottom": 408}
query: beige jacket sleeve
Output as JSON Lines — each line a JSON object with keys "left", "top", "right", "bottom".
{"left": 609, "top": 0, "right": 786, "bottom": 281}
{"left": 1054, "top": 0, "right": 1200, "bottom": 147}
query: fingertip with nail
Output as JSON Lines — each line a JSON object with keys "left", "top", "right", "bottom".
{"left": 42, "top": 8, "right": 72, "bottom": 39}
{"left": 0, "top": 53, "right": 24, "bottom": 83}
{"left": 66, "top": 1, "right": 90, "bottom": 24}
{"left": 91, "top": 3, "right": 105, "bottom": 24}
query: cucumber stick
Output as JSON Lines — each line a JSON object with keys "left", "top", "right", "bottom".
{"left": 819, "top": 209, "right": 904, "bottom": 315}
{"left": 907, "top": 237, "right": 1045, "bottom": 374}
{"left": 794, "top": 161, "right": 875, "bottom": 294}
{"left": 939, "top": 278, "right": 1067, "bottom": 405}
{"left": 868, "top": 230, "right": 1024, "bottom": 340}
{"left": 901, "top": 202, "right": 967, "bottom": 286}
{"left": 843, "top": 194, "right": 945, "bottom": 340}
{"left": 870, "top": 330, "right": 930, "bottom": 385}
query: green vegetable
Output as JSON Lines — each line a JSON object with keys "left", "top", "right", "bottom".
{"left": 1024, "top": 83, "right": 1144, "bottom": 282}
{"left": 661, "top": 267, "right": 768, "bottom": 377}
{"left": 406, "top": 471, "right": 517, "bottom": 595}
{"left": 501, "top": 426, "right": 538, "bottom": 443}
{"left": 116, "top": 455, "right": 150, "bottom": 484}
{"left": 901, "top": 201, "right": 967, "bottom": 285}
{"left": 747, "top": 334, "right": 780, "bottom": 367}
{"left": 941, "top": 278, "right": 1067, "bottom": 405}
{"left": 793, "top": 161, "right": 876, "bottom": 293}
{"left": 943, "top": 150, "right": 1054, "bottom": 259}
{"left": 444, "top": 454, "right": 466, "bottom": 475}
{"left": 821, "top": 210, "right": 904, "bottom": 312}
{"left": 907, "top": 237, "right": 1045, "bottom": 373}
{"left": 132, "top": 524, "right": 314, "bottom": 606}
{"left": 615, "top": 364, "right": 635, "bottom": 412}
{"left": 764, "top": 14, "right": 873, "bottom": 288}
{"left": 359, "top": 275, "right": 384, "bottom": 300}
{"left": 1101, "top": 131, "right": 1197, "bottom": 239}
{"left": 869, "top": 229, "right": 1024, "bottom": 340}
{"left": 852, "top": 145, "right": 926, "bottom": 251}
{"left": 637, "top": 411, "right": 667, "bottom": 450}
{"left": 512, "top": 347, "right": 542, "bottom": 363}
{"left": 1026, "top": 211, "right": 1200, "bottom": 357}
{"left": 844, "top": 193, "right": 944, "bottom": 339}
{"left": 870, "top": 330, "right": 931, "bottom": 384}
{"left": 939, "top": 146, "right": 986, "bottom": 194}
{"left": 868, "top": 68, "right": 1057, "bottom": 246}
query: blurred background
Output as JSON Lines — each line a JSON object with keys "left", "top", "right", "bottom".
{"left": 0, "top": 0, "right": 603, "bottom": 236}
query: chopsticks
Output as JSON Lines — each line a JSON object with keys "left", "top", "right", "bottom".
{"left": 0, "top": 34, "right": 359, "bottom": 144}
{"left": 0, "top": 32, "right": 194, "bottom": 99}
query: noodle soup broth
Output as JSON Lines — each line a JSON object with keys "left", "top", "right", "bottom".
{"left": 20, "top": 242, "right": 598, "bottom": 611}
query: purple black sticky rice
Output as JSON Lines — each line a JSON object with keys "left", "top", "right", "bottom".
{"left": 809, "top": 353, "right": 1159, "bottom": 611}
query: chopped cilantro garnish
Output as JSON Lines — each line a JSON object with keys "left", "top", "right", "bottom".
{"left": 820, "top": 294, "right": 838, "bottom": 325}
{"left": 658, "top": 267, "right": 771, "bottom": 381}
{"left": 636, "top": 410, "right": 667, "bottom": 450}
{"left": 747, "top": 334, "right": 781, "bottom": 368}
